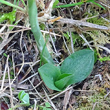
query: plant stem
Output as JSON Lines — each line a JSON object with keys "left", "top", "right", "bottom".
{"left": 0, "top": 0, "right": 25, "bottom": 12}
{"left": 54, "top": 2, "right": 84, "bottom": 8}
{"left": 28, "top": 0, "right": 54, "bottom": 64}
{"left": 8, "top": 103, "right": 30, "bottom": 110}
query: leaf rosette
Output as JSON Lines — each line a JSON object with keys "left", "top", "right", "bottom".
{"left": 38, "top": 49, "right": 94, "bottom": 91}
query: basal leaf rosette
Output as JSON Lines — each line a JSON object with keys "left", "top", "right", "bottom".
{"left": 38, "top": 49, "right": 94, "bottom": 91}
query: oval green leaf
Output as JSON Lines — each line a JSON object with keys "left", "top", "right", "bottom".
{"left": 55, "top": 73, "right": 72, "bottom": 90}
{"left": 60, "top": 49, "right": 94, "bottom": 86}
{"left": 38, "top": 63, "right": 61, "bottom": 91}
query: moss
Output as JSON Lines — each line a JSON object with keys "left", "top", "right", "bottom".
{"left": 0, "top": 9, "right": 16, "bottom": 24}
{"left": 87, "top": 16, "right": 109, "bottom": 26}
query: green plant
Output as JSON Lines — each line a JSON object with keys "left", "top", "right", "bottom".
{"left": 99, "top": 56, "right": 110, "bottom": 62}
{"left": 38, "top": 102, "right": 52, "bottom": 110}
{"left": 53, "top": 0, "right": 59, "bottom": 8}
{"left": 0, "top": 0, "right": 25, "bottom": 12}
{"left": 8, "top": 91, "right": 30, "bottom": 110}
{"left": 38, "top": 49, "right": 94, "bottom": 91}
{"left": 87, "top": 16, "right": 109, "bottom": 26}
{"left": 0, "top": 0, "right": 53, "bottom": 64}
{"left": 63, "top": 32, "right": 70, "bottom": 40}
{"left": 28, "top": 0, "right": 54, "bottom": 64}
{"left": 63, "top": 32, "right": 83, "bottom": 45}
{"left": 53, "top": 0, "right": 105, "bottom": 9}
{"left": 18, "top": 91, "right": 30, "bottom": 106}
{"left": 0, "top": 0, "right": 26, "bottom": 30}
{"left": 0, "top": 9, "right": 16, "bottom": 24}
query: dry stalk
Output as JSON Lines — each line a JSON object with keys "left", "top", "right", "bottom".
{"left": 58, "top": 18, "right": 110, "bottom": 31}
{"left": 43, "top": 89, "right": 58, "bottom": 110}
{"left": 7, "top": 58, "right": 14, "bottom": 108}
{"left": 79, "top": 34, "right": 93, "bottom": 50}
{"left": 29, "top": 79, "right": 48, "bottom": 102}
{"left": 0, "top": 55, "right": 9, "bottom": 90}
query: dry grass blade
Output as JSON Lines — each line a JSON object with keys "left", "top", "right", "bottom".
{"left": 29, "top": 80, "right": 47, "bottom": 102}
{"left": 58, "top": 18, "right": 110, "bottom": 31}
{"left": 0, "top": 24, "right": 6, "bottom": 33}
{"left": 7, "top": 57, "right": 13, "bottom": 108}
{"left": 97, "top": 45, "right": 110, "bottom": 53}
{"left": 51, "top": 86, "right": 73, "bottom": 100}
{"left": 0, "top": 62, "right": 2, "bottom": 78}
{"left": 0, "top": 28, "right": 61, "bottom": 36}
{"left": 79, "top": 34, "right": 93, "bottom": 50}
{"left": 0, "top": 55, "right": 9, "bottom": 90}
{"left": 43, "top": 89, "right": 58, "bottom": 110}
{"left": 34, "top": 99, "right": 37, "bottom": 110}
{"left": 0, "top": 32, "right": 18, "bottom": 55}
{"left": 63, "top": 88, "right": 73, "bottom": 110}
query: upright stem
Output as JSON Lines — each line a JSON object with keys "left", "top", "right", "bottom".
{"left": 28, "top": 0, "right": 54, "bottom": 64}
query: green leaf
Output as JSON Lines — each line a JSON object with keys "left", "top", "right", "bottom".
{"left": 43, "top": 107, "right": 52, "bottom": 110}
{"left": 92, "top": 1, "right": 105, "bottom": 10}
{"left": 53, "top": 0, "right": 59, "bottom": 8}
{"left": 63, "top": 32, "right": 70, "bottom": 40}
{"left": 38, "top": 63, "right": 61, "bottom": 91}
{"left": 45, "top": 102, "right": 51, "bottom": 108}
{"left": 38, "top": 49, "right": 94, "bottom": 91}
{"left": 85, "top": 0, "right": 96, "bottom": 2}
{"left": 54, "top": 2, "right": 84, "bottom": 8}
{"left": 85, "top": 0, "right": 105, "bottom": 10}
{"left": 18, "top": 91, "right": 25, "bottom": 100}
{"left": 60, "top": 49, "right": 94, "bottom": 86}
{"left": 55, "top": 74, "right": 72, "bottom": 90}
{"left": 21, "top": 93, "right": 30, "bottom": 105}
{"left": 8, "top": 109, "right": 13, "bottom": 110}
{"left": 56, "top": 73, "right": 71, "bottom": 80}
{"left": 18, "top": 91, "right": 30, "bottom": 105}
{"left": 0, "top": 0, "right": 25, "bottom": 11}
